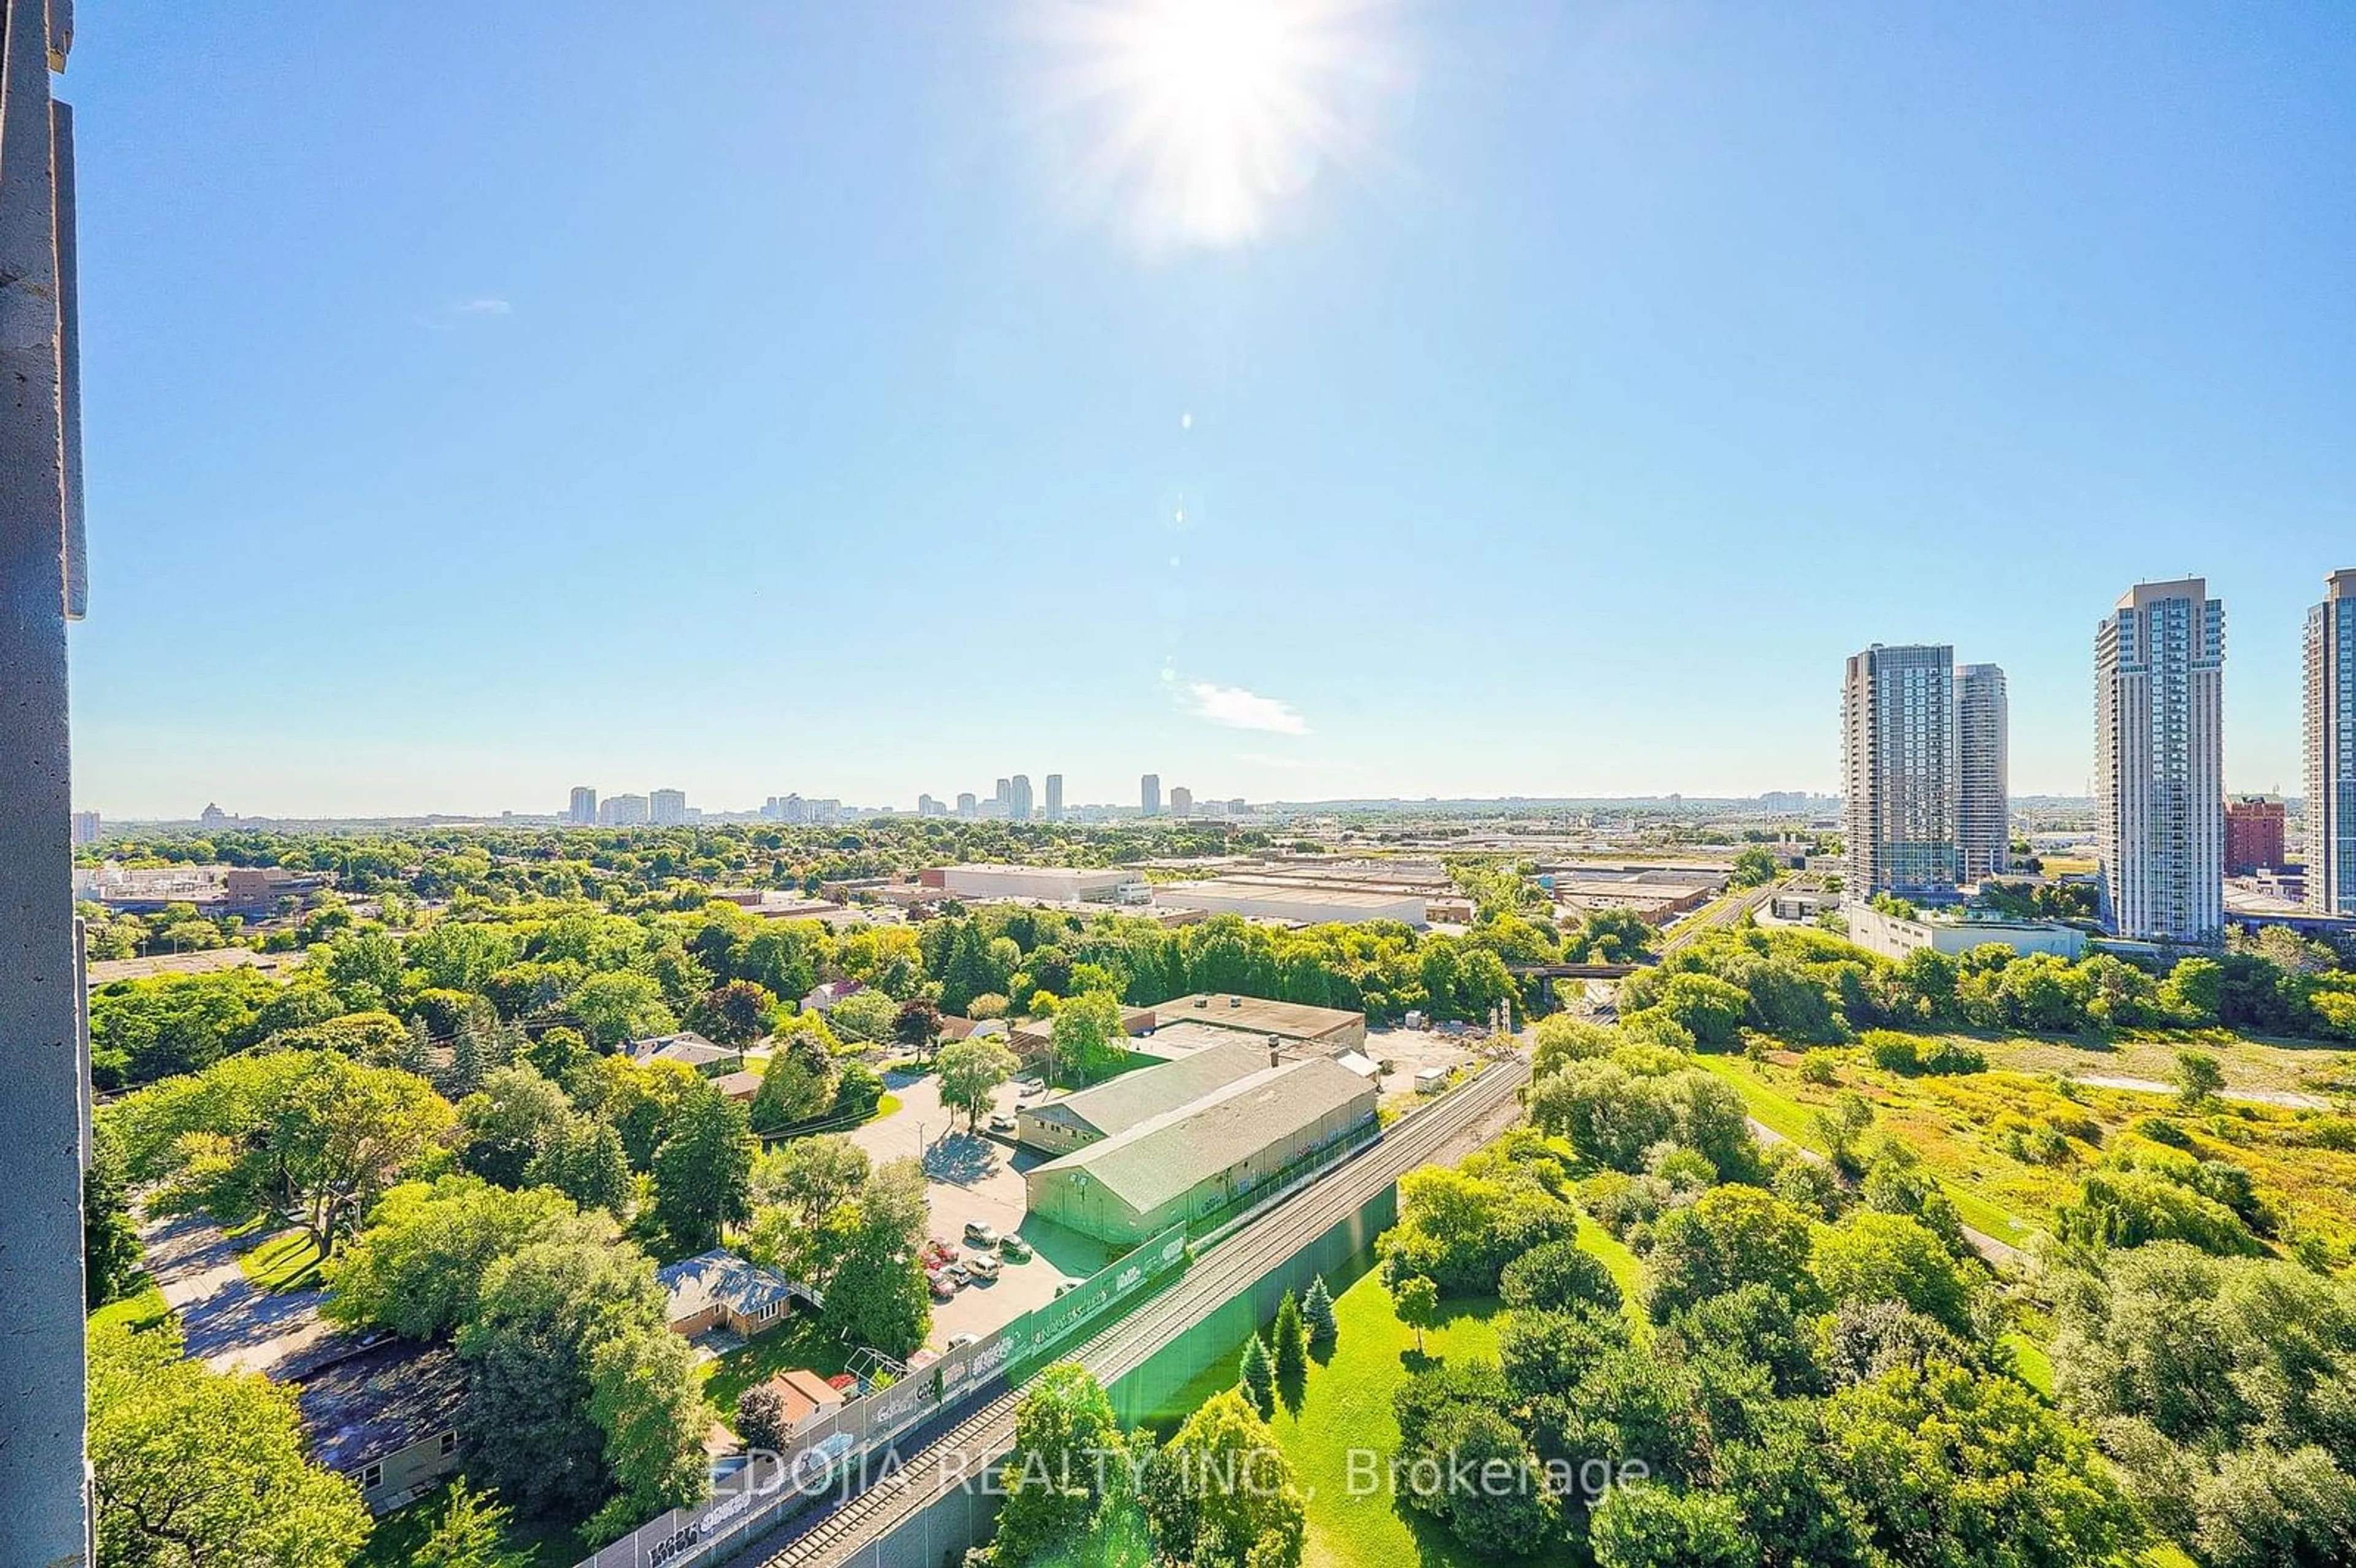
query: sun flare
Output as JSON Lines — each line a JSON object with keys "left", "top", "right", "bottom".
{"left": 1033, "top": 0, "right": 1403, "bottom": 250}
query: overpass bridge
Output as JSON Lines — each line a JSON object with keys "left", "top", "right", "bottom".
{"left": 716, "top": 1056, "right": 1532, "bottom": 1568}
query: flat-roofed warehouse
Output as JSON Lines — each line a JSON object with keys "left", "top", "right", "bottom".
{"left": 922, "top": 864, "right": 1132, "bottom": 902}
{"left": 1015, "top": 1039, "right": 1275, "bottom": 1155}
{"left": 1024, "top": 1055, "right": 1380, "bottom": 1243}
{"left": 1149, "top": 877, "right": 1427, "bottom": 928}
{"left": 1142, "top": 992, "right": 1368, "bottom": 1053}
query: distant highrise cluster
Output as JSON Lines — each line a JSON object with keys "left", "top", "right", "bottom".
{"left": 1841, "top": 644, "right": 2004, "bottom": 901}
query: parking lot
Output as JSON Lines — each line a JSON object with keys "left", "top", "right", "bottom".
{"left": 850, "top": 1070, "right": 1114, "bottom": 1351}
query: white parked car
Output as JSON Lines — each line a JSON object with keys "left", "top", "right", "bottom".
{"left": 966, "top": 1252, "right": 1001, "bottom": 1278}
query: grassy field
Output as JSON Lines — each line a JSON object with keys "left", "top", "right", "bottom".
{"left": 1144, "top": 1271, "right": 1507, "bottom": 1568}
{"left": 1693, "top": 1055, "right": 2030, "bottom": 1244}
{"left": 1970, "top": 1029, "right": 2352, "bottom": 1100}
{"left": 1700, "top": 1042, "right": 2356, "bottom": 1255}
{"left": 237, "top": 1229, "right": 326, "bottom": 1293}
{"left": 353, "top": 1482, "right": 584, "bottom": 1568}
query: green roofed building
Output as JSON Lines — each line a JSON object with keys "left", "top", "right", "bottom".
{"left": 1015, "top": 1038, "right": 1277, "bottom": 1155}
{"left": 1023, "top": 1054, "right": 1379, "bottom": 1243}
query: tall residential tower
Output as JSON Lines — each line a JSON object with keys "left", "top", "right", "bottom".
{"left": 2095, "top": 578, "right": 2224, "bottom": 942}
{"left": 2305, "top": 569, "right": 2356, "bottom": 915}
{"left": 1141, "top": 774, "right": 1161, "bottom": 816}
{"left": 1957, "top": 663, "right": 2009, "bottom": 881}
{"left": 1841, "top": 644, "right": 1960, "bottom": 900}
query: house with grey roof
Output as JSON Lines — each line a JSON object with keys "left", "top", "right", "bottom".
{"left": 626, "top": 1030, "right": 745, "bottom": 1077}
{"left": 295, "top": 1341, "right": 467, "bottom": 1515}
{"left": 656, "top": 1249, "right": 818, "bottom": 1339}
{"left": 1023, "top": 1054, "right": 1379, "bottom": 1243}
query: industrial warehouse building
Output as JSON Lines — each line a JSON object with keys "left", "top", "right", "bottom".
{"left": 1015, "top": 1039, "right": 1277, "bottom": 1155}
{"left": 1149, "top": 877, "right": 1428, "bottom": 928}
{"left": 1024, "top": 1055, "right": 1380, "bottom": 1243}
{"left": 1141, "top": 992, "right": 1368, "bottom": 1053}
{"left": 923, "top": 864, "right": 1134, "bottom": 902}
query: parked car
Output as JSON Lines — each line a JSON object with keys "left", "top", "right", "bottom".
{"left": 999, "top": 1235, "right": 1033, "bottom": 1262}
{"left": 945, "top": 1260, "right": 971, "bottom": 1285}
{"left": 946, "top": 1332, "right": 979, "bottom": 1350}
{"left": 928, "top": 1272, "right": 957, "bottom": 1301}
{"left": 966, "top": 1252, "right": 1001, "bottom": 1279}
{"left": 1053, "top": 1280, "right": 1079, "bottom": 1298}
{"left": 987, "top": 1112, "right": 1017, "bottom": 1134}
{"left": 963, "top": 1220, "right": 1001, "bottom": 1247}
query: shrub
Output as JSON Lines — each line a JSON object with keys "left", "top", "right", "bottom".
{"left": 1798, "top": 1050, "right": 1841, "bottom": 1085}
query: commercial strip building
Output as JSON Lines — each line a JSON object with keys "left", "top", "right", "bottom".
{"left": 2096, "top": 579, "right": 2225, "bottom": 942}
{"left": 2307, "top": 569, "right": 2356, "bottom": 915}
{"left": 1841, "top": 902, "right": 2089, "bottom": 963}
{"left": 1023, "top": 1053, "right": 1380, "bottom": 1243}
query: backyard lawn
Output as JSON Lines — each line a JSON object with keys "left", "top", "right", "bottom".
{"left": 701, "top": 1315, "right": 855, "bottom": 1429}
{"left": 354, "top": 1482, "right": 583, "bottom": 1568}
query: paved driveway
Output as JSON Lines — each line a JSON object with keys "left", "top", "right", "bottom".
{"left": 141, "top": 1212, "right": 336, "bottom": 1375}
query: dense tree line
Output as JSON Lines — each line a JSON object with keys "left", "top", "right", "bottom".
{"left": 1623, "top": 923, "right": 2356, "bottom": 1047}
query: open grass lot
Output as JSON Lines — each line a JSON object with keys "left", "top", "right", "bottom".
{"left": 1144, "top": 1271, "right": 1506, "bottom": 1568}
{"left": 353, "top": 1482, "right": 584, "bottom": 1568}
{"left": 236, "top": 1229, "right": 326, "bottom": 1293}
{"left": 1702, "top": 1042, "right": 2356, "bottom": 1255}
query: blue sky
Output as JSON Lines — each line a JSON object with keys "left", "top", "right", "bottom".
{"left": 66, "top": 2, "right": 2356, "bottom": 818}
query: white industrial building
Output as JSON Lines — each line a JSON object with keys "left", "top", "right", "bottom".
{"left": 1149, "top": 877, "right": 1426, "bottom": 927}
{"left": 1842, "top": 903, "right": 2088, "bottom": 963}
{"left": 930, "top": 864, "right": 1133, "bottom": 903}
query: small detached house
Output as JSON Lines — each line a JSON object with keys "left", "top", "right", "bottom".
{"left": 712, "top": 1069, "right": 765, "bottom": 1104}
{"left": 656, "top": 1250, "right": 817, "bottom": 1339}
{"left": 296, "top": 1342, "right": 467, "bottom": 1516}
{"left": 626, "top": 1031, "right": 745, "bottom": 1078}
{"left": 799, "top": 979, "right": 866, "bottom": 1015}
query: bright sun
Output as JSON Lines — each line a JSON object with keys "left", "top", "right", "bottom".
{"left": 1036, "top": 0, "right": 1399, "bottom": 250}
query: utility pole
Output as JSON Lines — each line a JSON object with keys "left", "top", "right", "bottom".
{"left": 0, "top": 0, "right": 93, "bottom": 1560}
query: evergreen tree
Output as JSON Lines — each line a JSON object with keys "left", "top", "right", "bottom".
{"left": 1239, "top": 1331, "right": 1276, "bottom": 1420}
{"left": 446, "top": 1006, "right": 491, "bottom": 1099}
{"left": 1303, "top": 1275, "right": 1338, "bottom": 1348}
{"left": 400, "top": 1015, "right": 434, "bottom": 1078}
{"left": 1272, "top": 1289, "right": 1309, "bottom": 1383}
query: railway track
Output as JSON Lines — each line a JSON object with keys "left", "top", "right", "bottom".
{"left": 736, "top": 1057, "right": 1532, "bottom": 1568}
